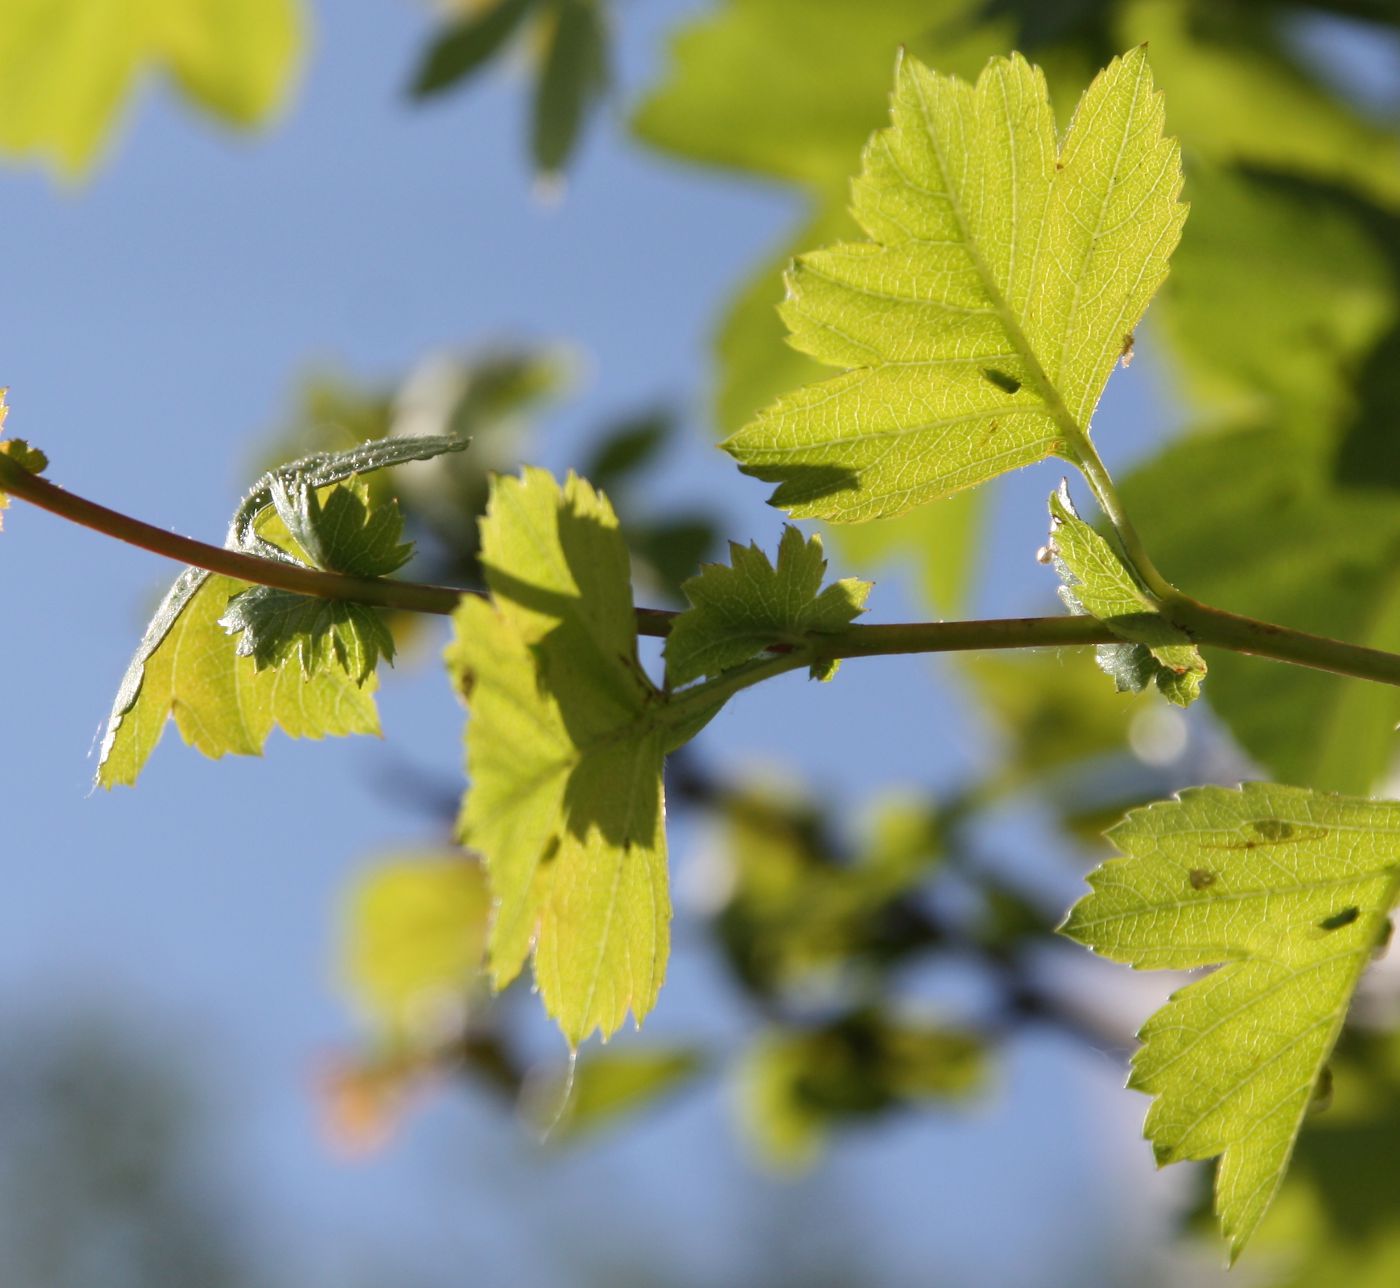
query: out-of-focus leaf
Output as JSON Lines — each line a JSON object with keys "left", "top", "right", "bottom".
{"left": 0, "top": 0, "right": 303, "bottom": 177}
{"left": 1117, "top": 0, "right": 1400, "bottom": 208}
{"left": 531, "top": 0, "right": 608, "bottom": 177}
{"left": 724, "top": 49, "right": 1186, "bottom": 522}
{"left": 529, "top": 1047, "right": 704, "bottom": 1141}
{"left": 582, "top": 410, "right": 670, "bottom": 495}
{"left": 1047, "top": 484, "right": 1205, "bottom": 706}
{"left": 1063, "top": 783, "right": 1400, "bottom": 1258}
{"left": 409, "top": 0, "right": 539, "bottom": 99}
{"left": 1124, "top": 427, "right": 1400, "bottom": 794}
{"left": 717, "top": 785, "right": 942, "bottom": 996}
{"left": 666, "top": 526, "right": 870, "bottom": 685}
{"left": 340, "top": 852, "right": 490, "bottom": 1046}
{"left": 963, "top": 651, "right": 1145, "bottom": 783}
{"left": 739, "top": 1012, "right": 985, "bottom": 1169}
{"left": 1160, "top": 165, "right": 1395, "bottom": 438}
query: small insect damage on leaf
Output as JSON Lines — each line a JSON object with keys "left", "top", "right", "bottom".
{"left": 1188, "top": 868, "right": 1216, "bottom": 890}
{"left": 982, "top": 368, "right": 1022, "bottom": 395}
{"left": 1318, "top": 906, "right": 1360, "bottom": 932}
{"left": 1119, "top": 333, "right": 1135, "bottom": 368}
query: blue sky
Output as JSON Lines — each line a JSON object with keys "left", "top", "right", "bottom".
{"left": 0, "top": 3, "right": 1262, "bottom": 1284}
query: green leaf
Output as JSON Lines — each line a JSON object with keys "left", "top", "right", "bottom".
{"left": 339, "top": 851, "right": 490, "bottom": 1047}
{"left": 531, "top": 0, "right": 608, "bottom": 177}
{"left": 408, "top": 0, "right": 539, "bottom": 99}
{"left": 1062, "top": 783, "right": 1400, "bottom": 1258}
{"left": 723, "top": 47, "right": 1186, "bottom": 523}
{"left": 1046, "top": 482, "right": 1205, "bottom": 706}
{"left": 96, "top": 571, "right": 380, "bottom": 788}
{"left": 0, "top": 0, "right": 303, "bottom": 177}
{"left": 97, "top": 434, "right": 465, "bottom": 787}
{"left": 665, "top": 526, "right": 870, "bottom": 686}
{"left": 447, "top": 468, "right": 676, "bottom": 1046}
{"left": 220, "top": 478, "right": 411, "bottom": 681}
{"left": 219, "top": 588, "right": 395, "bottom": 683}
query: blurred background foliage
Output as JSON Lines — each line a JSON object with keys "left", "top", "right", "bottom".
{"left": 3, "top": 0, "right": 1400, "bottom": 1282}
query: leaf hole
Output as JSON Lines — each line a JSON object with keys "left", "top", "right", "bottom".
{"left": 1188, "top": 868, "right": 1215, "bottom": 890}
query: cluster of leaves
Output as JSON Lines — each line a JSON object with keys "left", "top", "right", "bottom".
{"left": 7, "top": 0, "right": 1400, "bottom": 1273}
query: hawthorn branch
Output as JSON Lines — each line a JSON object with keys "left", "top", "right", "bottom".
{"left": 7, "top": 455, "right": 1400, "bottom": 690}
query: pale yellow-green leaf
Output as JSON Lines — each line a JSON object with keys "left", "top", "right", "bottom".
{"left": 1062, "top": 783, "right": 1400, "bottom": 1259}
{"left": 666, "top": 525, "right": 870, "bottom": 685}
{"left": 725, "top": 47, "right": 1186, "bottom": 523}
{"left": 0, "top": 0, "right": 303, "bottom": 176}
{"left": 1046, "top": 483, "right": 1205, "bottom": 705}
{"left": 339, "top": 852, "right": 490, "bottom": 1046}
{"left": 447, "top": 469, "right": 673, "bottom": 1046}
{"left": 97, "top": 571, "right": 379, "bottom": 788}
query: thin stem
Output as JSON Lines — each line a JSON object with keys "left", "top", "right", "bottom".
{"left": 7, "top": 455, "right": 1400, "bottom": 692}
{"left": 1063, "top": 438, "right": 1178, "bottom": 605}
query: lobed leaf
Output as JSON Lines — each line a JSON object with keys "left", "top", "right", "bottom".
{"left": 1046, "top": 482, "right": 1204, "bottom": 706}
{"left": 1062, "top": 783, "right": 1400, "bottom": 1258}
{"left": 97, "top": 434, "right": 465, "bottom": 787}
{"left": 447, "top": 469, "right": 675, "bottom": 1046}
{"left": 0, "top": 0, "right": 303, "bottom": 177}
{"left": 665, "top": 525, "right": 870, "bottom": 686}
{"left": 724, "top": 47, "right": 1186, "bottom": 523}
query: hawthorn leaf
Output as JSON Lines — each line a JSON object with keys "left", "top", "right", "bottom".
{"left": 724, "top": 47, "right": 1186, "bottom": 523}
{"left": 531, "top": 0, "right": 609, "bottom": 178}
{"left": 1046, "top": 482, "right": 1204, "bottom": 706}
{"left": 0, "top": 392, "right": 49, "bottom": 531}
{"left": 0, "top": 0, "right": 303, "bottom": 177}
{"left": 339, "top": 851, "right": 491, "bottom": 1046}
{"left": 220, "top": 478, "right": 411, "bottom": 681}
{"left": 447, "top": 469, "right": 678, "bottom": 1046}
{"left": 97, "top": 571, "right": 380, "bottom": 788}
{"left": 665, "top": 526, "right": 871, "bottom": 686}
{"left": 97, "top": 434, "right": 465, "bottom": 787}
{"left": 1062, "top": 783, "right": 1400, "bottom": 1259}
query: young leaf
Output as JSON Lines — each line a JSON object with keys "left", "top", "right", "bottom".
{"left": 447, "top": 469, "right": 675, "bottom": 1046}
{"left": 724, "top": 47, "right": 1186, "bottom": 522}
{"left": 220, "top": 478, "right": 412, "bottom": 681}
{"left": 665, "top": 525, "right": 871, "bottom": 685}
{"left": 0, "top": 392, "right": 48, "bottom": 530}
{"left": 1062, "top": 783, "right": 1400, "bottom": 1259}
{"left": 1045, "top": 482, "right": 1205, "bottom": 706}
{"left": 97, "top": 434, "right": 465, "bottom": 787}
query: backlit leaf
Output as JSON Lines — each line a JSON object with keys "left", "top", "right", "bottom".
{"left": 1046, "top": 482, "right": 1204, "bottom": 706}
{"left": 665, "top": 526, "right": 870, "bottom": 686}
{"left": 447, "top": 469, "right": 676, "bottom": 1046}
{"left": 1062, "top": 783, "right": 1400, "bottom": 1258}
{"left": 97, "top": 434, "right": 465, "bottom": 787}
{"left": 724, "top": 47, "right": 1186, "bottom": 522}
{"left": 0, "top": 0, "right": 303, "bottom": 177}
